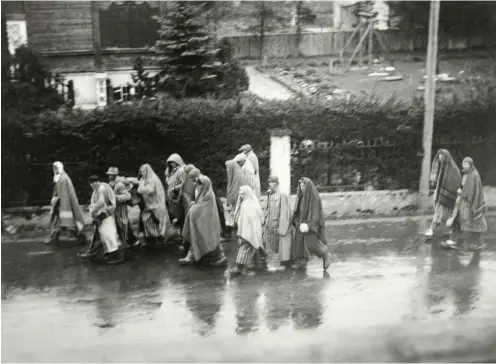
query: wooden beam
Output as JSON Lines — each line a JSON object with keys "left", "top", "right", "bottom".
{"left": 92, "top": 1, "right": 102, "bottom": 70}
{"left": 159, "top": 1, "right": 167, "bottom": 16}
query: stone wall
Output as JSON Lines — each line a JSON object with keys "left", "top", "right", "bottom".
{"left": 3, "top": 188, "right": 495, "bottom": 234}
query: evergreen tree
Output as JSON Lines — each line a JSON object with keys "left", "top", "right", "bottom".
{"left": 153, "top": 1, "right": 225, "bottom": 98}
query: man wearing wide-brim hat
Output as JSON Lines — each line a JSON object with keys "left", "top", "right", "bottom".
{"left": 107, "top": 166, "right": 135, "bottom": 250}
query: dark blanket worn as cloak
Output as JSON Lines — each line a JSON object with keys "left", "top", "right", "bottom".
{"left": 430, "top": 149, "right": 461, "bottom": 209}
{"left": 292, "top": 177, "right": 328, "bottom": 260}
{"left": 182, "top": 175, "right": 221, "bottom": 260}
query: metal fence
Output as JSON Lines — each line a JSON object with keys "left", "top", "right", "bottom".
{"left": 291, "top": 135, "right": 496, "bottom": 193}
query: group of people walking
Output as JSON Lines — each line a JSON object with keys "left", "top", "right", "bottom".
{"left": 47, "top": 145, "right": 487, "bottom": 271}
{"left": 426, "top": 150, "right": 487, "bottom": 250}
{"left": 47, "top": 144, "right": 332, "bottom": 273}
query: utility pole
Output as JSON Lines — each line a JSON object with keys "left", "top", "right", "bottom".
{"left": 419, "top": 0, "right": 441, "bottom": 211}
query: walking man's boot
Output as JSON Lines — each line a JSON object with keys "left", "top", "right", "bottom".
{"left": 46, "top": 230, "right": 60, "bottom": 246}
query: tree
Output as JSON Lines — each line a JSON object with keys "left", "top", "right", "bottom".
{"left": 153, "top": 1, "right": 225, "bottom": 98}
{"left": 2, "top": 45, "right": 68, "bottom": 114}
{"left": 132, "top": 57, "right": 157, "bottom": 98}
{"left": 387, "top": 1, "right": 496, "bottom": 42}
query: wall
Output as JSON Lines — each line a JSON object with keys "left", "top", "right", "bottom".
{"left": 226, "top": 30, "right": 496, "bottom": 59}
{"left": 4, "top": 188, "right": 496, "bottom": 234}
{"left": 25, "top": 1, "right": 93, "bottom": 52}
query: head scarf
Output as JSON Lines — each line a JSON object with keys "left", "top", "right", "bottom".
{"left": 188, "top": 168, "right": 201, "bottom": 180}
{"left": 461, "top": 157, "right": 486, "bottom": 219}
{"left": 226, "top": 159, "right": 247, "bottom": 206}
{"left": 184, "top": 164, "right": 196, "bottom": 174}
{"left": 430, "top": 149, "right": 462, "bottom": 208}
{"left": 236, "top": 185, "right": 263, "bottom": 249}
{"left": 165, "top": 153, "right": 186, "bottom": 177}
{"left": 234, "top": 153, "right": 247, "bottom": 164}
{"left": 294, "top": 177, "right": 327, "bottom": 245}
{"left": 53, "top": 161, "right": 65, "bottom": 183}
{"left": 138, "top": 164, "right": 167, "bottom": 220}
{"left": 239, "top": 144, "right": 253, "bottom": 153}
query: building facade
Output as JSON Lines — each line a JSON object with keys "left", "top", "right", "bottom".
{"left": 2, "top": 1, "right": 166, "bottom": 109}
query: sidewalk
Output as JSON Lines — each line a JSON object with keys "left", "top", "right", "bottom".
{"left": 3, "top": 214, "right": 495, "bottom": 246}
{"left": 245, "top": 66, "right": 296, "bottom": 100}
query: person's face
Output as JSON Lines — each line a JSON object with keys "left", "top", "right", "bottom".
{"left": 194, "top": 176, "right": 201, "bottom": 184}
{"left": 239, "top": 188, "right": 246, "bottom": 199}
{"left": 237, "top": 160, "right": 245, "bottom": 167}
{"left": 462, "top": 161, "right": 471, "bottom": 172}
{"left": 269, "top": 181, "right": 278, "bottom": 192}
{"left": 90, "top": 181, "right": 99, "bottom": 190}
{"left": 170, "top": 162, "right": 178, "bottom": 169}
{"left": 108, "top": 174, "right": 117, "bottom": 182}
{"left": 299, "top": 181, "right": 305, "bottom": 192}
{"left": 139, "top": 167, "right": 145, "bottom": 179}
{"left": 438, "top": 153, "right": 444, "bottom": 162}
{"left": 53, "top": 165, "right": 60, "bottom": 175}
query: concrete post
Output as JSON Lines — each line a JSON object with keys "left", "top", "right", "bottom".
{"left": 270, "top": 129, "right": 292, "bottom": 195}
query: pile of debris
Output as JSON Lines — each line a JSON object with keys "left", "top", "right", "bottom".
{"left": 368, "top": 62, "right": 404, "bottom": 82}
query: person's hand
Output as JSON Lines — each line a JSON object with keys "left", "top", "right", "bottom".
{"left": 446, "top": 216, "right": 454, "bottom": 227}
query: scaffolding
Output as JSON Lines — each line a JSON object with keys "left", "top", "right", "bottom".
{"left": 339, "top": 12, "right": 390, "bottom": 73}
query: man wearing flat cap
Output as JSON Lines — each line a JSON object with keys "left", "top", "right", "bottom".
{"left": 239, "top": 144, "right": 261, "bottom": 198}
{"left": 263, "top": 175, "right": 293, "bottom": 269}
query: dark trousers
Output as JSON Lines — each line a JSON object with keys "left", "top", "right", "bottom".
{"left": 215, "top": 195, "right": 226, "bottom": 236}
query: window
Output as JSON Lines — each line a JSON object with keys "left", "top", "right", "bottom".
{"left": 96, "top": 77, "right": 108, "bottom": 107}
{"left": 100, "top": 1, "right": 160, "bottom": 49}
{"left": 6, "top": 20, "right": 28, "bottom": 55}
{"left": 112, "top": 85, "right": 134, "bottom": 103}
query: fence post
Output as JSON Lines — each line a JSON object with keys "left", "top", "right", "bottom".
{"left": 270, "top": 129, "right": 292, "bottom": 195}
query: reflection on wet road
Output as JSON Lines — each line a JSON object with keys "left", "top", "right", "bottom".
{"left": 2, "top": 218, "right": 496, "bottom": 362}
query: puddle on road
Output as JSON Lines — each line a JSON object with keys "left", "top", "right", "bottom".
{"left": 2, "top": 233, "right": 496, "bottom": 362}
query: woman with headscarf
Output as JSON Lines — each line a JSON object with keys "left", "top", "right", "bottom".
{"left": 179, "top": 168, "right": 227, "bottom": 267}
{"left": 48, "top": 161, "right": 87, "bottom": 246}
{"left": 291, "top": 177, "right": 332, "bottom": 271}
{"left": 230, "top": 185, "right": 264, "bottom": 276}
{"left": 425, "top": 149, "right": 462, "bottom": 237}
{"left": 234, "top": 153, "right": 260, "bottom": 199}
{"left": 239, "top": 144, "right": 261, "bottom": 198}
{"left": 165, "top": 154, "right": 187, "bottom": 225}
{"left": 225, "top": 159, "right": 247, "bottom": 232}
{"left": 137, "top": 164, "right": 169, "bottom": 246}
{"left": 443, "top": 157, "right": 487, "bottom": 250}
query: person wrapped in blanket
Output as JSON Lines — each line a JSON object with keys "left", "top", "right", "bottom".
{"left": 78, "top": 175, "right": 123, "bottom": 265}
{"left": 443, "top": 157, "right": 487, "bottom": 250}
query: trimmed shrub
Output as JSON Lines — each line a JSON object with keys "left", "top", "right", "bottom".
{"left": 305, "top": 69, "right": 317, "bottom": 75}
{"left": 307, "top": 60, "right": 319, "bottom": 67}
{"left": 2, "top": 94, "right": 496, "bottom": 206}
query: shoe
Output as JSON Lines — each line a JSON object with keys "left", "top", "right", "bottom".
{"left": 323, "top": 252, "right": 332, "bottom": 271}
{"left": 46, "top": 231, "right": 60, "bottom": 245}
{"left": 441, "top": 239, "right": 458, "bottom": 250}
{"left": 229, "top": 267, "right": 242, "bottom": 276}
{"left": 211, "top": 256, "right": 228, "bottom": 267}
{"left": 242, "top": 269, "right": 255, "bottom": 276}
{"left": 107, "top": 251, "right": 124, "bottom": 265}
{"left": 424, "top": 228, "right": 434, "bottom": 237}
{"left": 179, "top": 250, "right": 195, "bottom": 265}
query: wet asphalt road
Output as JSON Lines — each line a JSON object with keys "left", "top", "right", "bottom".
{"left": 2, "top": 217, "right": 496, "bottom": 363}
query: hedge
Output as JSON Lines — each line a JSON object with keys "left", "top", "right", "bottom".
{"left": 2, "top": 93, "right": 496, "bottom": 207}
